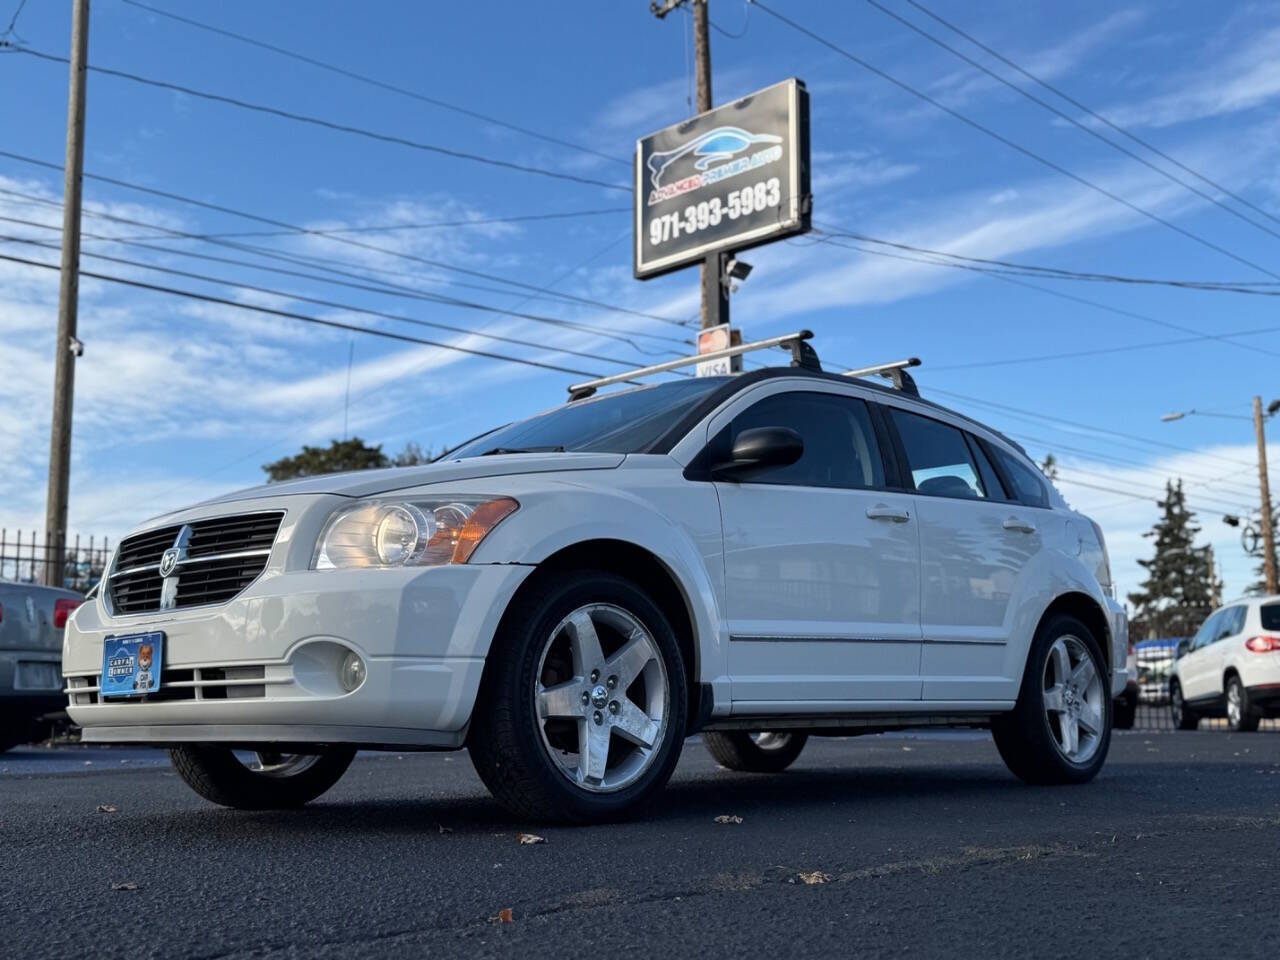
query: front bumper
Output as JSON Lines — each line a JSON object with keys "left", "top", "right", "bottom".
{"left": 64, "top": 561, "right": 533, "bottom": 747}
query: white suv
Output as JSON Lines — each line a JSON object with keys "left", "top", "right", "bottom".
{"left": 1170, "top": 598, "right": 1280, "bottom": 731}
{"left": 64, "top": 358, "right": 1126, "bottom": 822}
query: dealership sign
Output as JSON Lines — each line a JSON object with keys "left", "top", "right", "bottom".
{"left": 634, "top": 78, "right": 811, "bottom": 279}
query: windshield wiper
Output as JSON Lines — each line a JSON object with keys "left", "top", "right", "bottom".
{"left": 480, "top": 445, "right": 565, "bottom": 456}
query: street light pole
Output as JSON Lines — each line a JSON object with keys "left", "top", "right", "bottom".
{"left": 1253, "top": 395, "right": 1278, "bottom": 594}
{"left": 43, "top": 0, "right": 90, "bottom": 587}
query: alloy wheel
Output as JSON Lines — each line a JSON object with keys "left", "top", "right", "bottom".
{"left": 750, "top": 732, "right": 794, "bottom": 751}
{"left": 1042, "top": 635, "right": 1105, "bottom": 764}
{"left": 234, "top": 751, "right": 322, "bottom": 778}
{"left": 1227, "top": 681, "right": 1243, "bottom": 728}
{"left": 533, "top": 603, "right": 670, "bottom": 793}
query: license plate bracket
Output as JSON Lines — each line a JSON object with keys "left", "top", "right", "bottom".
{"left": 100, "top": 632, "right": 164, "bottom": 698}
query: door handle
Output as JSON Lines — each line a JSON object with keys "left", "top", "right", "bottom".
{"left": 1003, "top": 516, "right": 1036, "bottom": 533}
{"left": 867, "top": 504, "right": 911, "bottom": 523}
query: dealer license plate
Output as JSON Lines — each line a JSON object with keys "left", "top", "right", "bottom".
{"left": 100, "top": 632, "right": 163, "bottom": 698}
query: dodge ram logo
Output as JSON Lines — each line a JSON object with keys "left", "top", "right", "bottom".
{"left": 158, "top": 548, "right": 181, "bottom": 578}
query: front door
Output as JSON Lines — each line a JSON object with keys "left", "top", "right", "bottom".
{"left": 714, "top": 387, "right": 923, "bottom": 705}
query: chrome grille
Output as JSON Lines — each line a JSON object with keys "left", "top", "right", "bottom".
{"left": 109, "top": 511, "right": 283, "bottom": 615}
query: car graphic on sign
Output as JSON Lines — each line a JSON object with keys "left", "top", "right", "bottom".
{"left": 646, "top": 126, "right": 783, "bottom": 189}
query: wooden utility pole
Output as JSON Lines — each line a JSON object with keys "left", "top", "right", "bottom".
{"left": 651, "top": 0, "right": 729, "bottom": 330}
{"left": 43, "top": 0, "right": 90, "bottom": 587}
{"left": 1254, "top": 395, "right": 1278, "bottom": 595}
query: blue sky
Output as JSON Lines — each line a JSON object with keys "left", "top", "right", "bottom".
{"left": 3, "top": 0, "right": 1280, "bottom": 603}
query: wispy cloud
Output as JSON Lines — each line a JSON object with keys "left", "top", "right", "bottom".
{"left": 1096, "top": 23, "right": 1280, "bottom": 128}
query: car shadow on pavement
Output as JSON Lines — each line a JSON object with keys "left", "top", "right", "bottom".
{"left": 138, "top": 763, "right": 1031, "bottom": 839}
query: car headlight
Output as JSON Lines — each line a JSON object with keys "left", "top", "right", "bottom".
{"left": 313, "top": 496, "right": 518, "bottom": 569}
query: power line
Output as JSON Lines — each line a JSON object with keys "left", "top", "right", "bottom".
{"left": 899, "top": 0, "right": 1280, "bottom": 234}
{"left": 0, "top": 153, "right": 694, "bottom": 327}
{"left": 1, "top": 0, "right": 27, "bottom": 39}
{"left": 820, "top": 227, "right": 1280, "bottom": 295}
{"left": 862, "top": 0, "right": 1280, "bottom": 244}
{"left": 0, "top": 231, "right": 656, "bottom": 369}
{"left": 929, "top": 387, "right": 1258, "bottom": 469}
{"left": 0, "top": 200, "right": 690, "bottom": 354}
{"left": 3, "top": 46, "right": 632, "bottom": 194}
{"left": 1048, "top": 474, "right": 1238, "bottom": 519}
{"left": 807, "top": 230, "right": 1280, "bottom": 360}
{"left": 118, "top": 0, "right": 630, "bottom": 169}
{"left": 748, "top": 0, "right": 1280, "bottom": 281}
{"left": 0, "top": 249, "right": 622, "bottom": 380}
{"left": 107, "top": 206, "right": 631, "bottom": 243}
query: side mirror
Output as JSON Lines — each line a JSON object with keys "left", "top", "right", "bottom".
{"left": 712, "top": 426, "right": 803, "bottom": 479}
{"left": 1177, "top": 639, "right": 1190, "bottom": 658}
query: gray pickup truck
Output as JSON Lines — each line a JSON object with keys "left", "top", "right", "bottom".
{"left": 1, "top": 581, "right": 84, "bottom": 751}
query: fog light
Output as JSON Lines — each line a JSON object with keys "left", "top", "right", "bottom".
{"left": 340, "top": 651, "right": 366, "bottom": 692}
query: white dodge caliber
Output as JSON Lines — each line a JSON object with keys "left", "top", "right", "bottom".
{"left": 64, "top": 351, "right": 1126, "bottom": 822}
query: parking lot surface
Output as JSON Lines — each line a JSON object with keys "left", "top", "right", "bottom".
{"left": 3, "top": 731, "right": 1278, "bottom": 959}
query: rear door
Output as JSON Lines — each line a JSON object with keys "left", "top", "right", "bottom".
{"left": 712, "top": 384, "right": 923, "bottom": 705}
{"left": 882, "top": 406, "right": 1048, "bottom": 702}
{"left": 1179, "top": 609, "right": 1227, "bottom": 702}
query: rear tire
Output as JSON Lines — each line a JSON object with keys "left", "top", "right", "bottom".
{"left": 992, "top": 614, "right": 1111, "bottom": 785}
{"left": 468, "top": 571, "right": 688, "bottom": 823}
{"left": 1170, "top": 680, "right": 1199, "bottom": 730}
{"left": 703, "top": 731, "right": 808, "bottom": 772}
{"left": 1225, "top": 675, "right": 1260, "bottom": 732}
{"left": 168, "top": 745, "right": 355, "bottom": 809}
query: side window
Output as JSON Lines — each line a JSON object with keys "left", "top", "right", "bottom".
{"left": 990, "top": 445, "right": 1050, "bottom": 509}
{"left": 968, "top": 436, "right": 1008, "bottom": 501}
{"left": 1191, "top": 610, "right": 1221, "bottom": 651}
{"left": 726, "top": 391, "right": 885, "bottom": 490}
{"left": 890, "top": 409, "right": 987, "bottom": 499}
{"left": 1218, "top": 606, "right": 1246, "bottom": 640}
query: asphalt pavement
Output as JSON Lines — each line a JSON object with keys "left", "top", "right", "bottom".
{"left": 3, "top": 730, "right": 1279, "bottom": 959}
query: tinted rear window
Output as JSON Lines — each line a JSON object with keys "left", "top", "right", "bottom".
{"left": 1261, "top": 604, "right": 1280, "bottom": 631}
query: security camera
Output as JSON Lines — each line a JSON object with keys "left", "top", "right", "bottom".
{"left": 68, "top": 336, "right": 84, "bottom": 357}
{"left": 725, "top": 257, "right": 753, "bottom": 281}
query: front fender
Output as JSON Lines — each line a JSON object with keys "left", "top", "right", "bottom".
{"left": 471, "top": 481, "right": 729, "bottom": 703}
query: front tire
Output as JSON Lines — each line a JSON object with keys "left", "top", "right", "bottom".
{"left": 992, "top": 614, "right": 1111, "bottom": 785}
{"left": 1170, "top": 680, "right": 1199, "bottom": 730}
{"left": 1225, "top": 675, "right": 1260, "bottom": 732}
{"left": 468, "top": 571, "right": 688, "bottom": 823}
{"left": 704, "top": 731, "right": 808, "bottom": 772}
{"left": 169, "top": 745, "right": 356, "bottom": 809}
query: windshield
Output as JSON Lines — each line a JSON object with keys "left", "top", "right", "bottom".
{"left": 445, "top": 377, "right": 731, "bottom": 460}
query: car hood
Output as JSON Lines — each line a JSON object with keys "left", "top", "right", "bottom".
{"left": 188, "top": 452, "right": 627, "bottom": 506}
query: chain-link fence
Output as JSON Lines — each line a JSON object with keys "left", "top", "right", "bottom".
{"left": 0, "top": 529, "right": 111, "bottom": 593}
{"left": 1129, "top": 701, "right": 1280, "bottom": 731}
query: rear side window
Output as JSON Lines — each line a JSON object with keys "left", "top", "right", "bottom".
{"left": 1219, "top": 606, "right": 1246, "bottom": 638}
{"left": 890, "top": 409, "right": 987, "bottom": 499}
{"left": 990, "top": 445, "right": 1050, "bottom": 508}
{"left": 1261, "top": 604, "right": 1280, "bottom": 631}
{"left": 727, "top": 391, "right": 885, "bottom": 490}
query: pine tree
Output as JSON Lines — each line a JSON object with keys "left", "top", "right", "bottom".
{"left": 1039, "top": 453, "right": 1059, "bottom": 481}
{"left": 1127, "top": 480, "right": 1220, "bottom": 638}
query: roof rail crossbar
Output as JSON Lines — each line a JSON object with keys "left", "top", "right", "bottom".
{"left": 567, "top": 330, "right": 819, "bottom": 401}
{"left": 842, "top": 357, "right": 922, "bottom": 396}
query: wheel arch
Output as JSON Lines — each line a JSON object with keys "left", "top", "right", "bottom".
{"left": 1035, "top": 592, "right": 1113, "bottom": 676}
{"left": 485, "top": 538, "right": 704, "bottom": 719}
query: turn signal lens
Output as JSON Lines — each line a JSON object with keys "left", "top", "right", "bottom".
{"left": 1245, "top": 635, "right": 1280, "bottom": 653}
{"left": 54, "top": 597, "right": 83, "bottom": 629}
{"left": 452, "top": 497, "right": 520, "bottom": 564}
